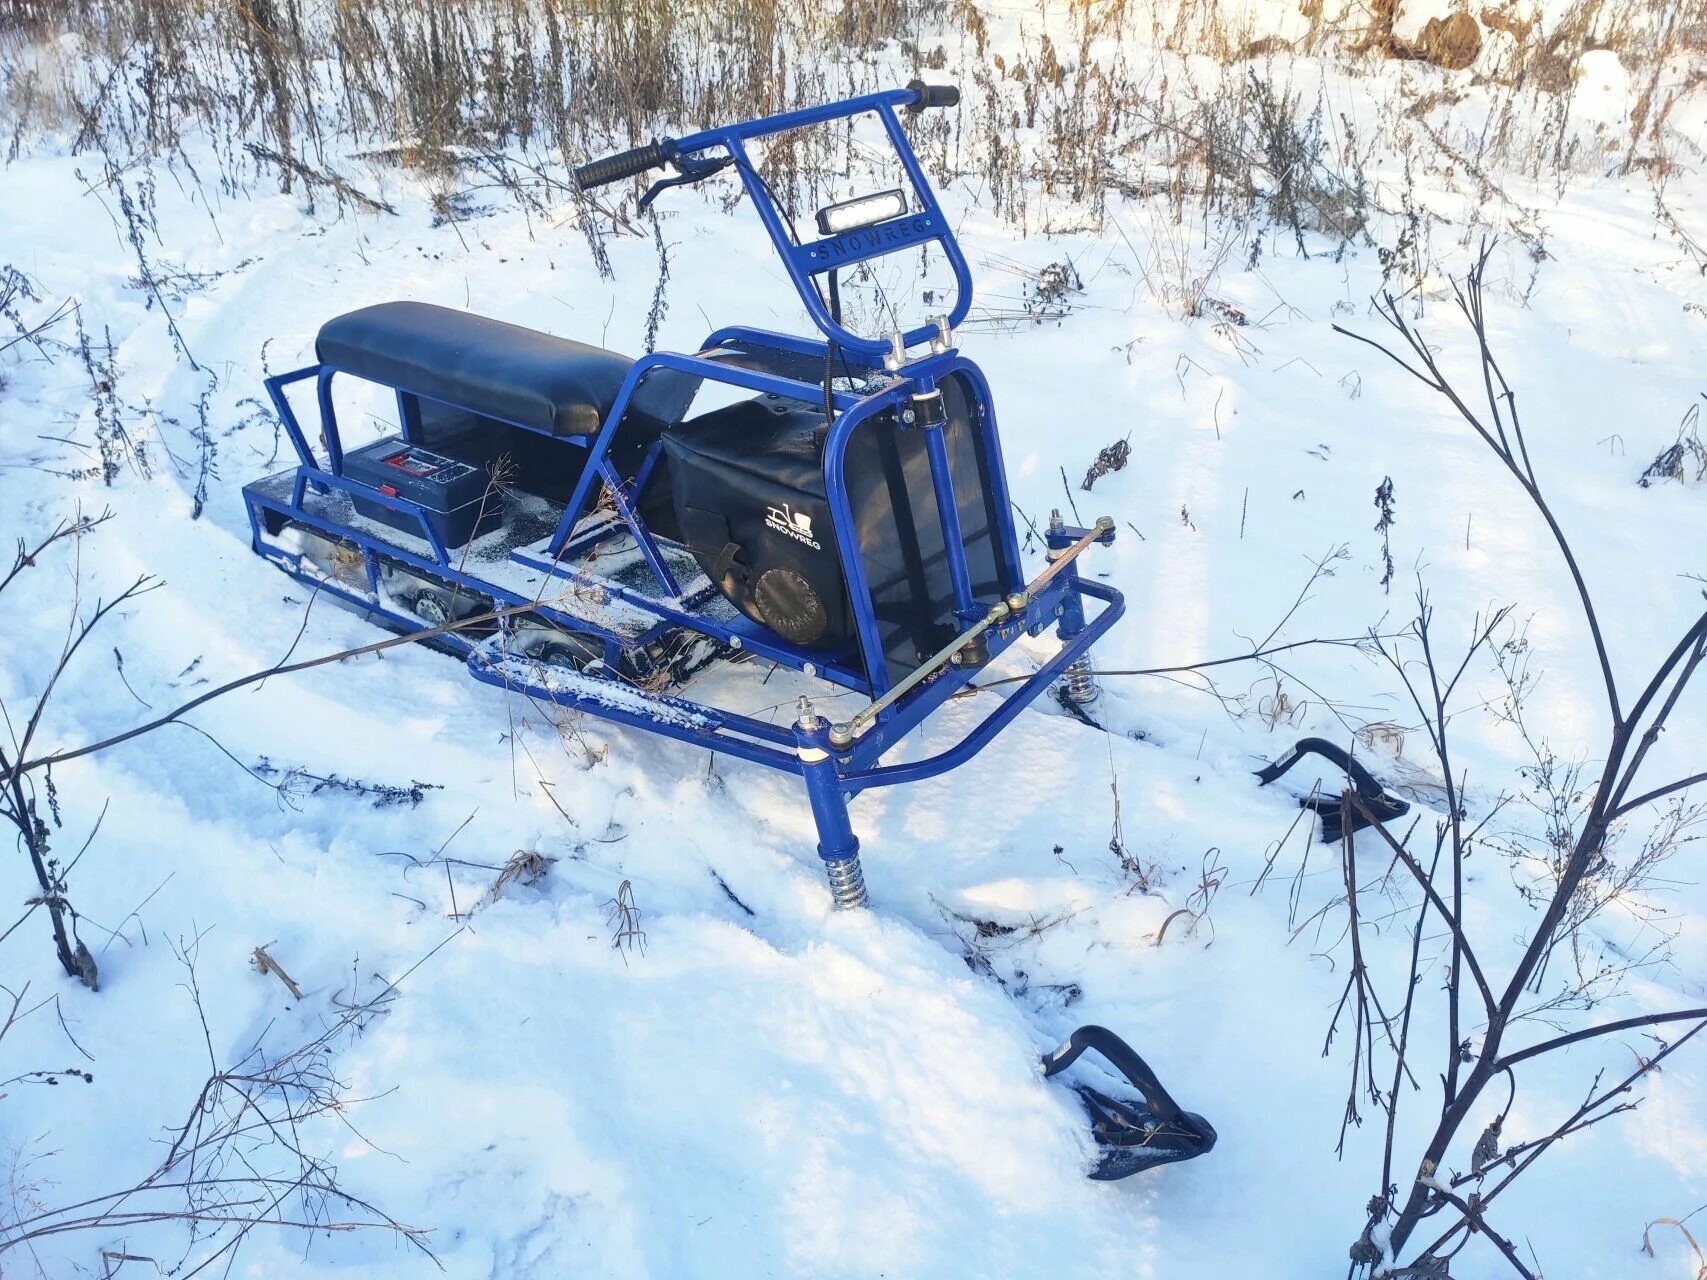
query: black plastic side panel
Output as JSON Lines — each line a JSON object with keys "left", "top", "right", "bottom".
{"left": 412, "top": 393, "right": 666, "bottom": 505}
{"left": 845, "top": 372, "right": 1013, "bottom": 685}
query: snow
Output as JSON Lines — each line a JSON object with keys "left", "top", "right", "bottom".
{"left": 3, "top": 13, "right": 1707, "bottom": 1280}
{"left": 1575, "top": 49, "right": 1634, "bottom": 126}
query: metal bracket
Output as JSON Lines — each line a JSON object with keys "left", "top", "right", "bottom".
{"left": 639, "top": 154, "right": 735, "bottom": 213}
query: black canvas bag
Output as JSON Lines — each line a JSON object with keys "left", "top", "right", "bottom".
{"left": 661, "top": 377, "right": 1015, "bottom": 675}
{"left": 662, "top": 395, "right": 852, "bottom": 651}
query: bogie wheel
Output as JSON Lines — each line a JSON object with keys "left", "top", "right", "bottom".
{"left": 539, "top": 644, "right": 579, "bottom": 669}
{"left": 411, "top": 591, "right": 452, "bottom": 627}
{"left": 537, "top": 638, "right": 599, "bottom": 670}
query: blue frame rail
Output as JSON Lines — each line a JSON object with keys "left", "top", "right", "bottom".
{"left": 664, "top": 87, "right": 976, "bottom": 360}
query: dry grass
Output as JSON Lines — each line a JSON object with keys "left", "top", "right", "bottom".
{"left": 0, "top": 0, "right": 1700, "bottom": 335}
{"left": 1, "top": 0, "right": 1698, "bottom": 249}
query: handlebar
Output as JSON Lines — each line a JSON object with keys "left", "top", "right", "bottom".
{"left": 905, "top": 80, "right": 960, "bottom": 112}
{"left": 573, "top": 85, "right": 970, "bottom": 360}
{"left": 574, "top": 140, "right": 670, "bottom": 191}
{"left": 575, "top": 83, "right": 959, "bottom": 191}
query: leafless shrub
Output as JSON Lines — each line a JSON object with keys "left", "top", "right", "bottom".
{"left": 0, "top": 932, "right": 446, "bottom": 1273}
{"left": 1081, "top": 436, "right": 1131, "bottom": 491}
{"left": 642, "top": 211, "right": 670, "bottom": 354}
{"left": 0, "top": 508, "right": 601, "bottom": 984}
{"left": 1639, "top": 399, "right": 1707, "bottom": 487}
{"left": 251, "top": 757, "right": 442, "bottom": 809}
{"left": 1320, "top": 245, "right": 1707, "bottom": 1277}
{"left": 0, "top": 265, "right": 70, "bottom": 363}
{"left": 0, "top": 507, "right": 144, "bottom": 988}
{"left": 1, "top": 0, "right": 929, "bottom": 219}
{"left": 1115, "top": 206, "right": 1247, "bottom": 321}
{"left": 960, "top": 254, "right": 1085, "bottom": 332}
{"left": 6, "top": 0, "right": 1679, "bottom": 264}
{"left": 0, "top": 980, "right": 95, "bottom": 1101}
{"left": 1154, "top": 847, "right": 1226, "bottom": 947}
{"left": 1374, "top": 477, "right": 1397, "bottom": 594}
{"left": 89, "top": 156, "right": 199, "bottom": 370}
{"left": 244, "top": 142, "right": 397, "bottom": 216}
{"left": 72, "top": 312, "right": 146, "bottom": 487}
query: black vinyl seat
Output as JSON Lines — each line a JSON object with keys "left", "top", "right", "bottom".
{"left": 316, "top": 301, "right": 694, "bottom": 437}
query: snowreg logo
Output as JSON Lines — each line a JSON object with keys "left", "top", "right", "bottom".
{"left": 765, "top": 503, "right": 821, "bottom": 550}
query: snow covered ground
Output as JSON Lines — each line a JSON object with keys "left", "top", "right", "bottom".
{"left": 3, "top": 13, "right": 1707, "bottom": 1278}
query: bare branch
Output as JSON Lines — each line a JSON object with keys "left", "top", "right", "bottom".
{"left": 15, "top": 595, "right": 568, "bottom": 779}
{"left": 1337, "top": 252, "right": 1623, "bottom": 726}
{"left": 1612, "top": 772, "right": 1707, "bottom": 819}
{"left": 1346, "top": 793, "right": 1498, "bottom": 1019}
{"left": 1495, "top": 1008, "right": 1707, "bottom": 1071}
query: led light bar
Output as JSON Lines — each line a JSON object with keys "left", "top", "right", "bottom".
{"left": 815, "top": 189, "right": 908, "bottom": 236}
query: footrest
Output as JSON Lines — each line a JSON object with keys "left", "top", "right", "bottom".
{"left": 463, "top": 642, "right": 799, "bottom": 772}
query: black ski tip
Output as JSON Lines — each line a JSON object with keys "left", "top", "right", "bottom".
{"left": 1305, "top": 790, "right": 1411, "bottom": 843}
{"left": 1255, "top": 738, "right": 1411, "bottom": 844}
{"left": 1045, "top": 1026, "right": 1216, "bottom": 1181}
{"left": 1088, "top": 1110, "right": 1218, "bottom": 1180}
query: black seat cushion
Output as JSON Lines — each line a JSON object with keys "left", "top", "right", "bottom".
{"left": 316, "top": 301, "right": 693, "bottom": 437}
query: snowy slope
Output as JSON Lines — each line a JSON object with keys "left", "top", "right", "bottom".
{"left": 4, "top": 29, "right": 1707, "bottom": 1280}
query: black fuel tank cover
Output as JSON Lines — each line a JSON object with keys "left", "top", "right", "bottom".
{"left": 752, "top": 566, "right": 828, "bottom": 646}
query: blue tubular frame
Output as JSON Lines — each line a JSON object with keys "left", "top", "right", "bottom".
{"left": 289, "top": 467, "right": 453, "bottom": 565}
{"left": 843, "top": 581, "right": 1124, "bottom": 790}
{"left": 545, "top": 350, "right": 868, "bottom": 561}
{"left": 266, "top": 365, "right": 323, "bottom": 472}
{"left": 241, "top": 85, "right": 1128, "bottom": 905}
{"left": 665, "top": 87, "right": 975, "bottom": 359}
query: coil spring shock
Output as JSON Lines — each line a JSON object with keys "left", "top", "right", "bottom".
{"left": 1059, "top": 655, "right": 1101, "bottom": 706}
{"left": 824, "top": 854, "right": 869, "bottom": 910}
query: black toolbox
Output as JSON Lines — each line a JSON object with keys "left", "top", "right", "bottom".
{"left": 344, "top": 436, "right": 498, "bottom": 548}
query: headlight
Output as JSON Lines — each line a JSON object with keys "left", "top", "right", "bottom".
{"left": 815, "top": 189, "right": 908, "bottom": 236}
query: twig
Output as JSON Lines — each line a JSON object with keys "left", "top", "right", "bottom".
{"left": 250, "top": 942, "right": 303, "bottom": 1001}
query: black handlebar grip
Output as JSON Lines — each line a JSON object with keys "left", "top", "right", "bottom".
{"left": 905, "top": 80, "right": 960, "bottom": 113}
{"left": 574, "top": 141, "right": 669, "bottom": 190}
